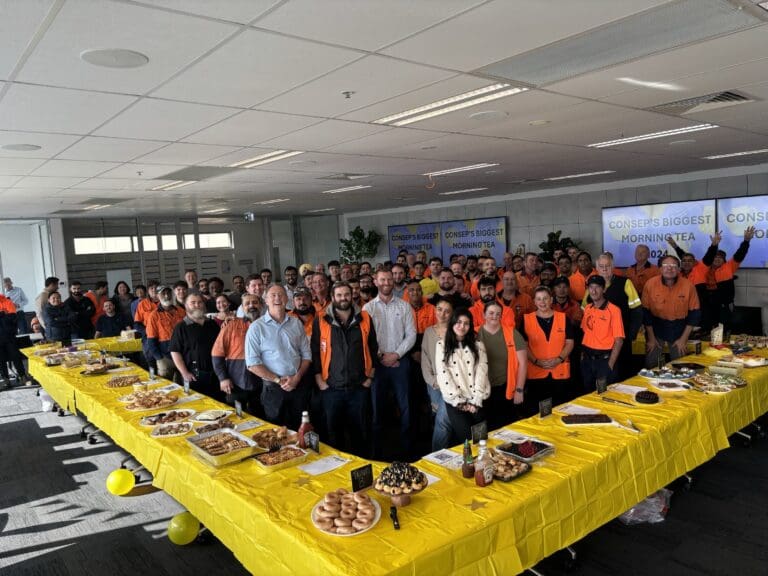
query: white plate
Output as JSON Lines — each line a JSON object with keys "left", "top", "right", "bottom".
{"left": 139, "top": 409, "right": 196, "bottom": 427}
{"left": 311, "top": 497, "right": 381, "bottom": 537}
{"left": 193, "top": 409, "right": 233, "bottom": 422}
{"left": 150, "top": 421, "right": 193, "bottom": 438}
{"left": 118, "top": 390, "right": 170, "bottom": 402}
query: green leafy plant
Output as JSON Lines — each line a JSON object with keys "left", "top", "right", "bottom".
{"left": 538, "top": 230, "right": 580, "bottom": 261}
{"left": 339, "top": 226, "right": 383, "bottom": 263}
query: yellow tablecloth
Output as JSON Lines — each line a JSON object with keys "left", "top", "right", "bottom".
{"left": 22, "top": 345, "right": 768, "bottom": 575}
{"left": 92, "top": 335, "right": 143, "bottom": 354}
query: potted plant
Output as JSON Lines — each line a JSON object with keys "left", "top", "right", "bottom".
{"left": 538, "top": 230, "right": 580, "bottom": 261}
{"left": 339, "top": 226, "right": 383, "bottom": 263}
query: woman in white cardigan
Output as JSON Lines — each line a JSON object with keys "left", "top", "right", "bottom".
{"left": 435, "top": 308, "right": 490, "bottom": 445}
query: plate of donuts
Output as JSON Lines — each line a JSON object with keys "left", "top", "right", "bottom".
{"left": 311, "top": 488, "right": 381, "bottom": 536}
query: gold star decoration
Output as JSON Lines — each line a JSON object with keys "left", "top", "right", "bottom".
{"left": 295, "top": 476, "right": 312, "bottom": 487}
{"left": 467, "top": 499, "right": 486, "bottom": 511}
{"left": 566, "top": 431, "right": 580, "bottom": 437}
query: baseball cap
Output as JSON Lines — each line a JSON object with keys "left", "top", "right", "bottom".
{"left": 586, "top": 275, "right": 606, "bottom": 288}
{"left": 293, "top": 287, "right": 312, "bottom": 298}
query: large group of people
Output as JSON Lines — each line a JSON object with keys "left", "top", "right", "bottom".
{"left": 0, "top": 225, "right": 757, "bottom": 461}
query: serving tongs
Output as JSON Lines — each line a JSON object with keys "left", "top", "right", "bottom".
{"left": 601, "top": 396, "right": 637, "bottom": 408}
{"left": 390, "top": 506, "right": 400, "bottom": 530}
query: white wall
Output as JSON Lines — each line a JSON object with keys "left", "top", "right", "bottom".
{"left": 0, "top": 221, "right": 50, "bottom": 310}
{"left": 298, "top": 215, "right": 340, "bottom": 267}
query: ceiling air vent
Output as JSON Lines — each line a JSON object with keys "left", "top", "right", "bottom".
{"left": 648, "top": 90, "right": 755, "bottom": 115}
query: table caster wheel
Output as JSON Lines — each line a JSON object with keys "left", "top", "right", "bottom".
{"left": 58, "top": 408, "right": 65, "bottom": 417}
{"left": 88, "top": 436, "right": 97, "bottom": 445}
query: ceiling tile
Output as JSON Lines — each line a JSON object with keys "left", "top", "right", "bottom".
{"left": 0, "top": 131, "right": 81, "bottom": 158}
{"left": 183, "top": 110, "right": 323, "bottom": 146}
{"left": 94, "top": 98, "right": 237, "bottom": 141}
{"left": 0, "top": 0, "right": 54, "bottom": 79}
{"left": 69, "top": 178, "right": 152, "bottom": 191}
{"left": 0, "top": 157, "right": 47, "bottom": 175}
{"left": 136, "top": 0, "right": 281, "bottom": 23}
{"left": 260, "top": 120, "right": 389, "bottom": 150}
{"left": 134, "top": 142, "right": 242, "bottom": 165}
{"left": 17, "top": 0, "right": 237, "bottom": 94}
{"left": 0, "top": 84, "right": 136, "bottom": 134}
{"left": 257, "top": 0, "right": 481, "bottom": 51}
{"left": 153, "top": 29, "right": 361, "bottom": 107}
{"left": 56, "top": 136, "right": 168, "bottom": 162}
{"left": 31, "top": 160, "right": 120, "bottom": 177}
{"left": 98, "top": 163, "right": 188, "bottom": 180}
{"left": 381, "top": 0, "right": 671, "bottom": 71}
{"left": 0, "top": 175, "right": 22, "bottom": 187}
{"left": 14, "top": 175, "right": 88, "bottom": 188}
{"left": 324, "top": 127, "right": 447, "bottom": 156}
{"left": 261, "top": 55, "right": 453, "bottom": 117}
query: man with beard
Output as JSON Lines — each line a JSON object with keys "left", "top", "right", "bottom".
{"left": 449, "top": 261, "right": 464, "bottom": 279}
{"left": 237, "top": 274, "right": 265, "bottom": 318}
{"left": 359, "top": 273, "right": 374, "bottom": 290}
{"left": 348, "top": 278, "right": 362, "bottom": 308}
{"left": 146, "top": 286, "right": 186, "bottom": 379}
{"left": 364, "top": 269, "right": 416, "bottom": 460}
{"left": 569, "top": 251, "right": 597, "bottom": 302}
{"left": 498, "top": 271, "right": 534, "bottom": 328}
{"left": 134, "top": 279, "right": 160, "bottom": 367}
{"left": 311, "top": 272, "right": 331, "bottom": 314}
{"left": 567, "top": 246, "right": 580, "bottom": 273}
{"left": 359, "top": 262, "right": 372, "bottom": 277}
{"left": 465, "top": 255, "right": 480, "bottom": 281}
{"left": 35, "top": 276, "right": 59, "bottom": 331}
{"left": 228, "top": 275, "right": 245, "bottom": 308}
{"left": 312, "top": 281, "right": 378, "bottom": 457}
{"left": 283, "top": 266, "right": 299, "bottom": 309}
{"left": 197, "top": 278, "right": 210, "bottom": 300}
{"left": 470, "top": 256, "right": 501, "bottom": 301}
{"left": 511, "top": 254, "right": 524, "bottom": 273}
{"left": 232, "top": 275, "right": 246, "bottom": 296}
{"left": 469, "top": 276, "right": 499, "bottom": 329}
{"left": 213, "top": 293, "right": 263, "bottom": 415}
{"left": 95, "top": 300, "right": 132, "bottom": 338}
{"left": 64, "top": 281, "right": 96, "bottom": 339}
{"left": 539, "top": 263, "right": 558, "bottom": 289}
{"left": 85, "top": 281, "right": 109, "bottom": 327}
{"left": 428, "top": 268, "right": 471, "bottom": 310}
{"left": 246, "top": 285, "right": 312, "bottom": 430}
{"left": 557, "top": 255, "right": 572, "bottom": 278}
{"left": 170, "top": 293, "right": 221, "bottom": 399}
{"left": 391, "top": 264, "right": 407, "bottom": 299}
{"left": 260, "top": 268, "right": 273, "bottom": 287}
{"left": 406, "top": 280, "right": 436, "bottom": 346}
{"left": 289, "top": 287, "right": 315, "bottom": 337}
{"left": 516, "top": 253, "right": 541, "bottom": 297}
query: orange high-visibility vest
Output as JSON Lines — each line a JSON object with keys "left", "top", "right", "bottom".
{"left": 502, "top": 324, "right": 521, "bottom": 400}
{"left": 524, "top": 311, "right": 570, "bottom": 380}
{"left": 319, "top": 311, "right": 373, "bottom": 382}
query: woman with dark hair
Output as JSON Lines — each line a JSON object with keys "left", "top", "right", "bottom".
{"left": 520, "top": 286, "right": 575, "bottom": 415}
{"left": 212, "top": 294, "right": 234, "bottom": 326}
{"left": 435, "top": 308, "right": 490, "bottom": 445}
{"left": 112, "top": 281, "right": 134, "bottom": 319}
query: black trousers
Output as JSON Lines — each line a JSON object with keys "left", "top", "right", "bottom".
{"left": 261, "top": 379, "right": 311, "bottom": 430}
{"left": 0, "top": 340, "right": 26, "bottom": 380}
{"left": 444, "top": 403, "right": 486, "bottom": 447}
{"left": 522, "top": 376, "right": 571, "bottom": 417}
{"left": 580, "top": 350, "right": 618, "bottom": 393}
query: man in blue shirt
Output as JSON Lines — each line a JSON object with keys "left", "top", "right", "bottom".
{"left": 246, "top": 284, "right": 312, "bottom": 429}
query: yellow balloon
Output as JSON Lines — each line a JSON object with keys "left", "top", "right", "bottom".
{"left": 168, "top": 512, "right": 200, "bottom": 546}
{"left": 106, "top": 469, "right": 135, "bottom": 496}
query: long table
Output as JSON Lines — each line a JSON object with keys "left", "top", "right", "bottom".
{"left": 23, "top": 344, "right": 768, "bottom": 575}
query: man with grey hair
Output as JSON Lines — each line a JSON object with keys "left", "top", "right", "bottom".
{"left": 3, "top": 277, "right": 28, "bottom": 334}
{"left": 170, "top": 293, "right": 221, "bottom": 398}
{"left": 625, "top": 244, "right": 660, "bottom": 297}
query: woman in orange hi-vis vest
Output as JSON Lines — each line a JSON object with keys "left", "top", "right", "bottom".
{"left": 477, "top": 301, "right": 527, "bottom": 430}
{"left": 520, "top": 286, "right": 574, "bottom": 416}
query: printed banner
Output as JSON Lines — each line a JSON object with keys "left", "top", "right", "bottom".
{"left": 440, "top": 217, "right": 507, "bottom": 263}
{"left": 717, "top": 195, "right": 768, "bottom": 268}
{"left": 602, "top": 200, "right": 716, "bottom": 267}
{"left": 387, "top": 223, "right": 442, "bottom": 262}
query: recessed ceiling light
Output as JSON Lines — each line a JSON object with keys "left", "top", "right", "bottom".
{"left": 545, "top": 170, "right": 615, "bottom": 181}
{"left": 469, "top": 110, "right": 508, "bottom": 121}
{"left": 308, "top": 208, "right": 335, "bottom": 213}
{"left": 321, "top": 185, "right": 372, "bottom": 194}
{"left": 80, "top": 48, "right": 149, "bottom": 68}
{"left": 704, "top": 148, "right": 768, "bottom": 160}
{"left": 229, "top": 150, "right": 304, "bottom": 168}
{"left": 438, "top": 187, "right": 488, "bottom": 196}
{"left": 255, "top": 198, "right": 290, "bottom": 205}
{"left": 202, "top": 208, "right": 228, "bottom": 214}
{"left": 373, "top": 84, "right": 528, "bottom": 126}
{"left": 423, "top": 163, "right": 499, "bottom": 177}
{"left": 588, "top": 124, "right": 717, "bottom": 148}
{"left": 150, "top": 180, "right": 197, "bottom": 191}
{"left": 528, "top": 119, "right": 551, "bottom": 126}
{"left": 616, "top": 77, "right": 683, "bottom": 91}
{"left": 668, "top": 139, "right": 697, "bottom": 146}
{"left": 1, "top": 143, "right": 42, "bottom": 151}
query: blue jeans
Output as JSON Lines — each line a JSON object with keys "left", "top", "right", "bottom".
{"left": 321, "top": 386, "right": 370, "bottom": 458}
{"left": 426, "top": 384, "right": 451, "bottom": 451}
{"left": 372, "top": 357, "right": 411, "bottom": 459}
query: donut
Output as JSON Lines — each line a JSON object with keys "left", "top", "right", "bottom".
{"left": 391, "top": 487, "right": 401, "bottom": 495}
{"left": 352, "top": 517, "right": 372, "bottom": 531}
{"left": 341, "top": 493, "right": 355, "bottom": 503}
{"left": 357, "top": 507, "right": 375, "bottom": 520}
{"left": 316, "top": 517, "right": 334, "bottom": 531}
{"left": 336, "top": 488, "right": 349, "bottom": 495}
{"left": 334, "top": 517, "right": 352, "bottom": 527}
{"left": 340, "top": 508, "right": 356, "bottom": 520}
{"left": 316, "top": 507, "right": 336, "bottom": 519}
{"left": 353, "top": 492, "right": 369, "bottom": 503}
{"left": 324, "top": 492, "right": 340, "bottom": 505}
{"left": 336, "top": 525, "right": 357, "bottom": 535}
{"left": 323, "top": 503, "right": 341, "bottom": 514}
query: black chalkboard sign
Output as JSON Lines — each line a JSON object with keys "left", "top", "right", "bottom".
{"left": 539, "top": 398, "right": 553, "bottom": 418}
{"left": 470, "top": 420, "right": 488, "bottom": 445}
{"left": 351, "top": 463, "right": 373, "bottom": 492}
{"left": 596, "top": 377, "right": 608, "bottom": 395}
{"left": 305, "top": 431, "right": 320, "bottom": 454}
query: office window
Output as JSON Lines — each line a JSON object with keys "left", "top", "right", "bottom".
{"left": 198, "top": 232, "right": 232, "bottom": 249}
{"left": 74, "top": 236, "right": 133, "bottom": 255}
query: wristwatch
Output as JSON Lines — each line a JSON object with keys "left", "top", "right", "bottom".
{"left": 515, "top": 387, "right": 524, "bottom": 393}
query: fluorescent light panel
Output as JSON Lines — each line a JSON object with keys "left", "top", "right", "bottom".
{"left": 704, "top": 148, "right": 768, "bottom": 160}
{"left": 545, "top": 170, "right": 615, "bottom": 181}
{"left": 229, "top": 149, "right": 289, "bottom": 167}
{"left": 229, "top": 150, "right": 304, "bottom": 168}
{"left": 308, "top": 208, "right": 335, "bottom": 213}
{"left": 255, "top": 198, "right": 289, "bottom": 205}
{"left": 321, "top": 185, "right": 371, "bottom": 194}
{"left": 202, "top": 208, "right": 228, "bottom": 214}
{"left": 588, "top": 124, "right": 717, "bottom": 148}
{"left": 438, "top": 187, "right": 488, "bottom": 196}
{"left": 150, "top": 180, "right": 197, "bottom": 191}
{"left": 423, "top": 163, "right": 499, "bottom": 177}
{"left": 374, "top": 84, "right": 528, "bottom": 126}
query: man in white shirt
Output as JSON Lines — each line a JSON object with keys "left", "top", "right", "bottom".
{"left": 363, "top": 269, "right": 417, "bottom": 459}
{"left": 3, "top": 277, "right": 28, "bottom": 334}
